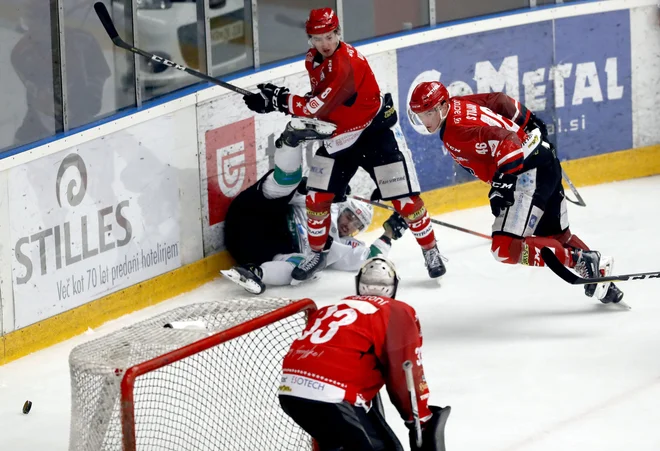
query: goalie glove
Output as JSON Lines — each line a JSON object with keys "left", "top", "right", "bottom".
{"left": 383, "top": 212, "right": 408, "bottom": 240}
{"left": 408, "top": 405, "right": 451, "bottom": 451}
{"left": 488, "top": 172, "right": 517, "bottom": 216}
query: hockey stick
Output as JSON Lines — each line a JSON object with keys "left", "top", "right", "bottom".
{"left": 403, "top": 360, "right": 423, "bottom": 448}
{"left": 93, "top": 2, "right": 251, "bottom": 96}
{"left": 349, "top": 195, "right": 492, "bottom": 241}
{"left": 540, "top": 247, "right": 660, "bottom": 284}
{"left": 561, "top": 168, "right": 587, "bottom": 207}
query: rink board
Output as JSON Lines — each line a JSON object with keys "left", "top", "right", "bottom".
{"left": 1, "top": 0, "right": 659, "bottom": 365}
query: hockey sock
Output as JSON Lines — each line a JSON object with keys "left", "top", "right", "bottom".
{"left": 392, "top": 196, "right": 436, "bottom": 250}
{"left": 492, "top": 234, "right": 572, "bottom": 266}
{"left": 263, "top": 144, "right": 303, "bottom": 199}
{"left": 273, "top": 144, "right": 303, "bottom": 185}
{"left": 550, "top": 228, "right": 591, "bottom": 257}
{"left": 306, "top": 191, "right": 335, "bottom": 252}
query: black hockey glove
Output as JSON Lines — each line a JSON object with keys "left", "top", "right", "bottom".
{"left": 258, "top": 83, "right": 290, "bottom": 114}
{"left": 243, "top": 91, "right": 274, "bottom": 114}
{"left": 488, "top": 172, "right": 517, "bottom": 216}
{"left": 383, "top": 212, "right": 408, "bottom": 240}
{"left": 525, "top": 112, "right": 549, "bottom": 141}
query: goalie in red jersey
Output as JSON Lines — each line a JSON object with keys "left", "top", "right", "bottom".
{"left": 243, "top": 8, "right": 446, "bottom": 283}
{"left": 278, "top": 257, "right": 451, "bottom": 451}
{"left": 407, "top": 81, "right": 623, "bottom": 304}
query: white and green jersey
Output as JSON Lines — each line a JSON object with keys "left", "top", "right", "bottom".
{"left": 287, "top": 193, "right": 390, "bottom": 272}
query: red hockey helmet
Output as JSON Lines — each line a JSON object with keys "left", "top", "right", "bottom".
{"left": 409, "top": 81, "right": 449, "bottom": 114}
{"left": 305, "top": 8, "right": 340, "bottom": 35}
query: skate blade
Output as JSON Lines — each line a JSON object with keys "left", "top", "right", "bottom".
{"left": 220, "top": 269, "right": 264, "bottom": 294}
{"left": 290, "top": 272, "right": 322, "bottom": 286}
{"left": 594, "top": 256, "right": 614, "bottom": 301}
{"left": 613, "top": 300, "right": 632, "bottom": 310}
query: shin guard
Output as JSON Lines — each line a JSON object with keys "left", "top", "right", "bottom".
{"left": 306, "top": 191, "right": 335, "bottom": 252}
{"left": 392, "top": 196, "right": 436, "bottom": 250}
{"left": 491, "top": 235, "right": 572, "bottom": 267}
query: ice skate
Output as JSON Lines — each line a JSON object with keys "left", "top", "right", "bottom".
{"left": 601, "top": 283, "right": 625, "bottom": 305}
{"left": 291, "top": 250, "right": 328, "bottom": 282}
{"left": 422, "top": 245, "right": 446, "bottom": 279}
{"left": 221, "top": 264, "right": 266, "bottom": 295}
{"left": 572, "top": 249, "right": 600, "bottom": 297}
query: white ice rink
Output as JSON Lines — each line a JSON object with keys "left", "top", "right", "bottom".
{"left": 2, "top": 176, "right": 660, "bottom": 451}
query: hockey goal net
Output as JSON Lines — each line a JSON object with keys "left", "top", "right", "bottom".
{"left": 68, "top": 297, "right": 317, "bottom": 451}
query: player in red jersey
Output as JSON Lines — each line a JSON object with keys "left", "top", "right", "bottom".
{"left": 407, "top": 81, "right": 623, "bottom": 304}
{"left": 278, "top": 257, "right": 451, "bottom": 451}
{"left": 243, "top": 8, "right": 446, "bottom": 282}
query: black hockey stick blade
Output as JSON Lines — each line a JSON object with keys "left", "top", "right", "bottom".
{"left": 93, "top": 2, "right": 252, "bottom": 96}
{"left": 565, "top": 194, "right": 586, "bottom": 207}
{"left": 561, "top": 168, "right": 587, "bottom": 207}
{"left": 94, "top": 3, "right": 121, "bottom": 44}
{"left": 541, "top": 247, "right": 660, "bottom": 284}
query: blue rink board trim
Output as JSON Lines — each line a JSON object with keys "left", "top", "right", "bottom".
{"left": 0, "top": 0, "right": 625, "bottom": 162}
{"left": 397, "top": 9, "right": 632, "bottom": 193}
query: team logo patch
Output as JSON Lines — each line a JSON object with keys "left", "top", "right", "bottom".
{"left": 205, "top": 117, "right": 257, "bottom": 226}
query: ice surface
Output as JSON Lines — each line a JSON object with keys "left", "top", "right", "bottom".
{"left": 2, "top": 177, "right": 660, "bottom": 451}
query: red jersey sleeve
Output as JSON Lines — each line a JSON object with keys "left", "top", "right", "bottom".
{"left": 288, "top": 50, "right": 355, "bottom": 118}
{"left": 379, "top": 300, "right": 432, "bottom": 424}
{"left": 450, "top": 122, "right": 526, "bottom": 176}
{"left": 459, "top": 92, "right": 532, "bottom": 130}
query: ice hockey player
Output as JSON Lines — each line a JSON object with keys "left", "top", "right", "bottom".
{"left": 278, "top": 257, "right": 451, "bottom": 451}
{"left": 221, "top": 121, "right": 409, "bottom": 295}
{"left": 242, "top": 7, "right": 446, "bottom": 282}
{"left": 407, "top": 81, "right": 623, "bottom": 304}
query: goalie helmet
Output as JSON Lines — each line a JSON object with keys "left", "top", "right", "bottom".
{"left": 338, "top": 199, "right": 373, "bottom": 236}
{"left": 305, "top": 8, "right": 340, "bottom": 35}
{"left": 355, "top": 257, "right": 400, "bottom": 299}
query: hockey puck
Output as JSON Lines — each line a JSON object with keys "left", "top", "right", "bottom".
{"left": 22, "top": 400, "right": 32, "bottom": 414}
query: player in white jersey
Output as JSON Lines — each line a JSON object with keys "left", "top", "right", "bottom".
{"left": 221, "top": 122, "right": 408, "bottom": 294}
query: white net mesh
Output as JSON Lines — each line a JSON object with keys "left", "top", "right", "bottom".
{"left": 68, "top": 298, "right": 314, "bottom": 451}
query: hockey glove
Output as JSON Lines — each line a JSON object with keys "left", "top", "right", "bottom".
{"left": 488, "top": 172, "right": 517, "bottom": 216}
{"left": 258, "top": 83, "right": 290, "bottom": 114}
{"left": 243, "top": 91, "right": 274, "bottom": 114}
{"left": 409, "top": 405, "right": 451, "bottom": 451}
{"left": 383, "top": 212, "right": 408, "bottom": 240}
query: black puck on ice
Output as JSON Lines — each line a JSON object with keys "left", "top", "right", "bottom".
{"left": 22, "top": 400, "right": 32, "bottom": 414}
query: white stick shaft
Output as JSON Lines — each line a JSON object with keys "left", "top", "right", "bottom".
{"left": 403, "top": 360, "right": 422, "bottom": 447}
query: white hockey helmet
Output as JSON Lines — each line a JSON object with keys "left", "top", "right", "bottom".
{"left": 338, "top": 199, "right": 373, "bottom": 236}
{"left": 355, "top": 257, "right": 400, "bottom": 299}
